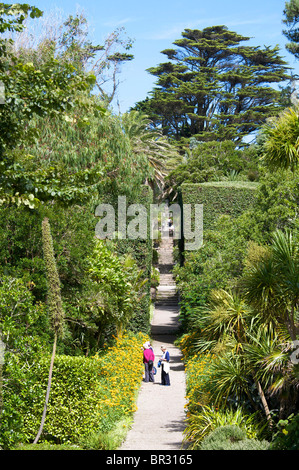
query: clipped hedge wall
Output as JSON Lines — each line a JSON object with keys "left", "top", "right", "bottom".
{"left": 23, "top": 355, "right": 102, "bottom": 443}
{"left": 18, "top": 332, "right": 147, "bottom": 445}
{"left": 179, "top": 182, "right": 258, "bottom": 249}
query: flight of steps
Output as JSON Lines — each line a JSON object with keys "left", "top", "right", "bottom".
{"left": 155, "top": 236, "right": 179, "bottom": 307}
{"left": 151, "top": 235, "right": 180, "bottom": 337}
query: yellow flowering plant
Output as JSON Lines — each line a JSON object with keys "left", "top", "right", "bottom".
{"left": 93, "top": 331, "right": 149, "bottom": 432}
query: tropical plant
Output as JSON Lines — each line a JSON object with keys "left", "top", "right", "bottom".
{"left": 261, "top": 105, "right": 299, "bottom": 171}
{"left": 121, "top": 110, "right": 179, "bottom": 191}
{"left": 183, "top": 405, "right": 263, "bottom": 449}
{"left": 244, "top": 328, "right": 299, "bottom": 419}
{"left": 186, "top": 230, "right": 299, "bottom": 425}
{"left": 241, "top": 230, "right": 299, "bottom": 341}
{"left": 87, "top": 240, "right": 147, "bottom": 338}
{"left": 192, "top": 289, "right": 253, "bottom": 354}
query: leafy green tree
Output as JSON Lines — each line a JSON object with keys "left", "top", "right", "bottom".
{"left": 12, "top": 11, "right": 134, "bottom": 105}
{"left": 166, "top": 140, "right": 260, "bottom": 195}
{"left": 87, "top": 240, "right": 147, "bottom": 339}
{"left": 135, "top": 26, "right": 290, "bottom": 143}
{"left": 234, "top": 168, "right": 299, "bottom": 245}
{"left": 0, "top": 4, "right": 102, "bottom": 207}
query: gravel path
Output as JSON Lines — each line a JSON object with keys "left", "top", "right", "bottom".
{"left": 120, "top": 237, "right": 187, "bottom": 451}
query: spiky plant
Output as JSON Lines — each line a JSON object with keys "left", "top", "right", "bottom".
{"left": 33, "top": 217, "right": 65, "bottom": 444}
{"left": 261, "top": 106, "right": 299, "bottom": 171}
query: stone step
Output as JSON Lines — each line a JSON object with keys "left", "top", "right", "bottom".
{"left": 157, "top": 286, "right": 176, "bottom": 290}
{"left": 156, "top": 298, "right": 178, "bottom": 304}
{"left": 159, "top": 274, "right": 175, "bottom": 280}
{"left": 156, "top": 291, "right": 178, "bottom": 296}
{"left": 155, "top": 302, "right": 179, "bottom": 308}
{"left": 156, "top": 292, "right": 178, "bottom": 298}
{"left": 156, "top": 295, "right": 179, "bottom": 301}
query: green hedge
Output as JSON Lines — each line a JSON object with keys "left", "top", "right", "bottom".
{"left": 21, "top": 355, "right": 102, "bottom": 444}
{"left": 179, "top": 182, "right": 258, "bottom": 250}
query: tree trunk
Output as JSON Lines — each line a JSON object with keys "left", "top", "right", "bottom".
{"left": 287, "top": 306, "right": 297, "bottom": 341}
{"left": 255, "top": 378, "right": 273, "bottom": 429}
{"left": 33, "top": 334, "right": 57, "bottom": 444}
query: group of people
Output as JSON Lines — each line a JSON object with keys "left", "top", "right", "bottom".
{"left": 142, "top": 342, "right": 170, "bottom": 386}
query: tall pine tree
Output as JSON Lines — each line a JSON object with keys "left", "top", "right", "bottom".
{"left": 283, "top": 0, "right": 299, "bottom": 59}
{"left": 135, "top": 26, "right": 290, "bottom": 144}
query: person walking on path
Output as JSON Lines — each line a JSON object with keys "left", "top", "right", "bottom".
{"left": 143, "top": 343, "right": 155, "bottom": 383}
{"left": 160, "top": 345, "right": 170, "bottom": 386}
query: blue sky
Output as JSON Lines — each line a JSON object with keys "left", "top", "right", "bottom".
{"left": 25, "top": 0, "right": 299, "bottom": 112}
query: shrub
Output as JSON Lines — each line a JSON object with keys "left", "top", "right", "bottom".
{"left": 183, "top": 405, "right": 262, "bottom": 449}
{"left": 183, "top": 351, "right": 215, "bottom": 413}
{"left": 78, "top": 416, "right": 132, "bottom": 450}
{"left": 199, "top": 425, "right": 270, "bottom": 450}
{"left": 16, "top": 442, "right": 82, "bottom": 450}
{"left": 270, "top": 414, "right": 299, "bottom": 450}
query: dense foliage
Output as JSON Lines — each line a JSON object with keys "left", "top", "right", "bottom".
{"left": 0, "top": 1, "right": 298, "bottom": 452}
{"left": 0, "top": 5, "right": 156, "bottom": 449}
{"left": 175, "top": 168, "right": 299, "bottom": 449}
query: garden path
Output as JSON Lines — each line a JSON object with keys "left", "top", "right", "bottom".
{"left": 120, "top": 235, "right": 187, "bottom": 450}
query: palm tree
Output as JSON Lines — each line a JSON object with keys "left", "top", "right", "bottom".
{"left": 244, "top": 327, "right": 298, "bottom": 419}
{"left": 261, "top": 105, "right": 299, "bottom": 171}
{"left": 241, "top": 230, "right": 299, "bottom": 340}
{"left": 189, "top": 230, "right": 298, "bottom": 426}
{"left": 191, "top": 289, "right": 253, "bottom": 355}
{"left": 121, "top": 110, "right": 179, "bottom": 191}
{"left": 192, "top": 288, "right": 274, "bottom": 427}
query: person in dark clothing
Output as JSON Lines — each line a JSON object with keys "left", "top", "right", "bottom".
{"left": 160, "top": 345, "right": 170, "bottom": 386}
